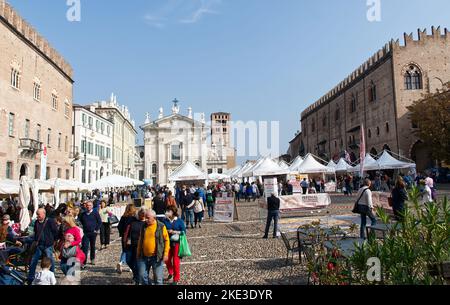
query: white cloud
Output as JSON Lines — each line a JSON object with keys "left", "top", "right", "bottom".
{"left": 179, "top": 0, "right": 220, "bottom": 24}
{"left": 144, "top": 14, "right": 166, "bottom": 29}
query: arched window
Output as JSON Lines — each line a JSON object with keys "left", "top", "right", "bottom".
{"left": 368, "top": 129, "right": 372, "bottom": 138}
{"left": 404, "top": 65, "right": 423, "bottom": 90}
{"left": 385, "top": 122, "right": 390, "bottom": 133}
{"left": 151, "top": 163, "right": 157, "bottom": 174}
{"left": 322, "top": 115, "right": 327, "bottom": 127}
{"left": 376, "top": 127, "right": 380, "bottom": 136}
{"left": 368, "top": 81, "right": 377, "bottom": 102}
{"left": 311, "top": 119, "right": 315, "bottom": 133}
{"left": 10, "top": 61, "right": 21, "bottom": 89}
{"left": 335, "top": 107, "right": 340, "bottom": 121}
{"left": 33, "top": 77, "right": 41, "bottom": 101}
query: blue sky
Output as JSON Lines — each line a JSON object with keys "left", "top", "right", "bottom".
{"left": 8, "top": 0, "right": 450, "bottom": 163}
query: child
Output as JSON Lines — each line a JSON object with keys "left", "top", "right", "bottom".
{"left": 60, "top": 233, "right": 85, "bottom": 276}
{"left": 32, "top": 257, "right": 57, "bottom": 285}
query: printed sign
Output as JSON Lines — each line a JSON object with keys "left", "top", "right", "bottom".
{"left": 324, "top": 182, "right": 337, "bottom": 193}
{"left": 214, "top": 192, "right": 235, "bottom": 223}
{"left": 263, "top": 178, "right": 278, "bottom": 199}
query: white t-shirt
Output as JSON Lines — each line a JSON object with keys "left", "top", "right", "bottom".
{"left": 421, "top": 186, "right": 432, "bottom": 204}
{"left": 32, "top": 269, "right": 57, "bottom": 285}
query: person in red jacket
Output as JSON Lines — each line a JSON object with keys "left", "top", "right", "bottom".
{"left": 59, "top": 216, "right": 85, "bottom": 277}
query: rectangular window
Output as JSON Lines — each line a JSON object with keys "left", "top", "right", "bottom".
{"left": 10, "top": 68, "right": 20, "bottom": 89}
{"left": 107, "top": 126, "right": 111, "bottom": 136}
{"left": 81, "top": 140, "right": 86, "bottom": 153}
{"left": 96, "top": 120, "right": 100, "bottom": 132}
{"left": 58, "top": 133, "right": 62, "bottom": 150}
{"left": 101, "top": 122, "right": 105, "bottom": 134}
{"left": 57, "top": 168, "right": 62, "bottom": 178}
{"left": 171, "top": 144, "right": 181, "bottom": 161}
{"left": 33, "top": 82, "right": 41, "bottom": 101}
{"left": 88, "top": 117, "right": 93, "bottom": 129}
{"left": 52, "top": 94, "right": 58, "bottom": 110}
{"left": 6, "top": 162, "right": 13, "bottom": 179}
{"left": 82, "top": 113, "right": 87, "bottom": 126}
{"left": 64, "top": 103, "right": 70, "bottom": 118}
{"left": 47, "top": 129, "right": 51, "bottom": 147}
{"left": 65, "top": 136, "right": 68, "bottom": 152}
{"left": 35, "top": 165, "right": 40, "bottom": 179}
{"left": 8, "top": 113, "right": 15, "bottom": 137}
{"left": 66, "top": 169, "right": 70, "bottom": 180}
{"left": 36, "top": 124, "right": 41, "bottom": 141}
{"left": 46, "top": 167, "right": 50, "bottom": 180}
{"left": 24, "top": 119, "right": 30, "bottom": 139}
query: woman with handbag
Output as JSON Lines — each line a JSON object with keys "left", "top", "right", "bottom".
{"left": 163, "top": 205, "right": 186, "bottom": 285}
{"left": 193, "top": 193, "right": 205, "bottom": 229}
{"left": 98, "top": 201, "right": 113, "bottom": 250}
{"left": 391, "top": 177, "right": 408, "bottom": 221}
{"left": 353, "top": 178, "right": 377, "bottom": 239}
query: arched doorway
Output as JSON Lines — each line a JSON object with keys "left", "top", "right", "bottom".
{"left": 100, "top": 167, "right": 104, "bottom": 179}
{"left": 370, "top": 148, "right": 378, "bottom": 156}
{"left": 411, "top": 140, "right": 433, "bottom": 172}
{"left": 20, "top": 163, "right": 30, "bottom": 178}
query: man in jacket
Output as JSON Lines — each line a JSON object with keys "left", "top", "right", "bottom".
{"left": 27, "top": 208, "right": 58, "bottom": 285}
{"left": 136, "top": 209, "right": 170, "bottom": 285}
{"left": 79, "top": 201, "right": 102, "bottom": 266}
{"left": 263, "top": 193, "right": 281, "bottom": 239}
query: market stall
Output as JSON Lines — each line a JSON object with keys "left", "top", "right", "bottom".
{"left": 168, "top": 161, "right": 208, "bottom": 188}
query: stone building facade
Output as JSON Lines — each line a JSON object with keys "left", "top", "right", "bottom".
{"left": 210, "top": 112, "right": 236, "bottom": 170}
{"left": 88, "top": 94, "right": 138, "bottom": 179}
{"left": 299, "top": 27, "right": 450, "bottom": 171}
{"left": 72, "top": 105, "right": 113, "bottom": 183}
{"left": 0, "top": 1, "right": 74, "bottom": 180}
{"left": 141, "top": 101, "right": 235, "bottom": 186}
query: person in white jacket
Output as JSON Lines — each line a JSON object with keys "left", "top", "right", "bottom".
{"left": 355, "top": 178, "right": 377, "bottom": 239}
{"left": 32, "top": 257, "right": 57, "bottom": 285}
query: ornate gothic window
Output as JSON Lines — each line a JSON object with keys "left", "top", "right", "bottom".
{"left": 10, "top": 62, "right": 21, "bottom": 89}
{"left": 404, "top": 65, "right": 422, "bottom": 90}
{"left": 350, "top": 94, "right": 357, "bottom": 113}
{"left": 171, "top": 143, "right": 181, "bottom": 161}
{"left": 152, "top": 163, "right": 157, "bottom": 174}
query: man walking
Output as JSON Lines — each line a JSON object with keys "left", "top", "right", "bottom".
{"left": 136, "top": 209, "right": 170, "bottom": 285}
{"left": 263, "top": 193, "right": 280, "bottom": 239}
{"left": 79, "top": 201, "right": 102, "bottom": 266}
{"left": 27, "top": 208, "right": 58, "bottom": 285}
{"left": 300, "top": 178, "right": 309, "bottom": 195}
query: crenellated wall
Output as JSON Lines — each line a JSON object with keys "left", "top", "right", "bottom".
{"left": 0, "top": 0, "right": 73, "bottom": 80}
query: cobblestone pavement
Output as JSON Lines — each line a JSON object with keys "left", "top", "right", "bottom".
{"left": 76, "top": 188, "right": 449, "bottom": 285}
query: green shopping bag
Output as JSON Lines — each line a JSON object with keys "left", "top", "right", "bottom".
{"left": 178, "top": 233, "right": 192, "bottom": 258}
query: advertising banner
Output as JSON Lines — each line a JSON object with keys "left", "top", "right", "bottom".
{"left": 214, "top": 192, "right": 235, "bottom": 223}
{"left": 324, "top": 182, "right": 337, "bottom": 193}
{"left": 40, "top": 146, "right": 47, "bottom": 180}
{"left": 278, "top": 193, "right": 331, "bottom": 212}
{"left": 288, "top": 174, "right": 308, "bottom": 193}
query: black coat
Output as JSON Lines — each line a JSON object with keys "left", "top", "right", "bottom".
{"left": 267, "top": 196, "right": 280, "bottom": 211}
{"left": 392, "top": 187, "right": 408, "bottom": 210}
{"left": 33, "top": 218, "right": 58, "bottom": 248}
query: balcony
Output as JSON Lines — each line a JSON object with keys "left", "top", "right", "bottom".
{"left": 70, "top": 146, "right": 80, "bottom": 159}
{"left": 19, "top": 138, "right": 43, "bottom": 154}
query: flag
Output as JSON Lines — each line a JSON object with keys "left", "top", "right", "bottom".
{"left": 360, "top": 124, "right": 366, "bottom": 178}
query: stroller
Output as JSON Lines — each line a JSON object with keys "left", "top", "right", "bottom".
{"left": 0, "top": 249, "right": 27, "bottom": 285}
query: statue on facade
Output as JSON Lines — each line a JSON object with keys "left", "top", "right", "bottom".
{"left": 159, "top": 107, "right": 164, "bottom": 119}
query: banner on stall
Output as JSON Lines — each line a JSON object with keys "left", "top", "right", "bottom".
{"left": 278, "top": 193, "right": 331, "bottom": 212}
{"left": 324, "top": 182, "right": 337, "bottom": 193}
{"left": 263, "top": 178, "right": 278, "bottom": 199}
{"left": 214, "top": 192, "right": 235, "bottom": 223}
{"left": 288, "top": 175, "right": 308, "bottom": 193}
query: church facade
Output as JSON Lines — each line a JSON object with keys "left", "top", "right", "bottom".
{"left": 140, "top": 100, "right": 235, "bottom": 186}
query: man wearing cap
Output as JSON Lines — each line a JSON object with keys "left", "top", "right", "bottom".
{"left": 263, "top": 193, "right": 281, "bottom": 239}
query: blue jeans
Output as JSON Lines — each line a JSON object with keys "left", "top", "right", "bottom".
{"left": 185, "top": 209, "right": 194, "bottom": 226}
{"left": 264, "top": 210, "right": 280, "bottom": 237}
{"left": 360, "top": 210, "right": 377, "bottom": 239}
{"left": 136, "top": 256, "right": 164, "bottom": 285}
{"left": 207, "top": 203, "right": 215, "bottom": 218}
{"left": 28, "top": 245, "right": 55, "bottom": 282}
{"left": 82, "top": 232, "right": 98, "bottom": 264}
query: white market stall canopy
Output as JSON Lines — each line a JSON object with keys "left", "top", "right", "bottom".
{"left": 0, "top": 179, "right": 19, "bottom": 195}
{"left": 208, "top": 173, "right": 231, "bottom": 181}
{"left": 225, "top": 165, "right": 242, "bottom": 178}
{"left": 46, "top": 178, "right": 92, "bottom": 192}
{"left": 89, "top": 174, "right": 144, "bottom": 190}
{"left": 326, "top": 160, "right": 337, "bottom": 169}
{"left": 243, "top": 157, "right": 289, "bottom": 177}
{"left": 288, "top": 156, "right": 304, "bottom": 173}
{"left": 352, "top": 154, "right": 380, "bottom": 172}
{"left": 376, "top": 150, "right": 416, "bottom": 170}
{"left": 295, "top": 154, "right": 335, "bottom": 174}
{"left": 169, "top": 161, "right": 207, "bottom": 182}
{"left": 234, "top": 161, "right": 257, "bottom": 178}
{"left": 335, "top": 158, "right": 355, "bottom": 172}
{"left": 278, "top": 160, "right": 290, "bottom": 170}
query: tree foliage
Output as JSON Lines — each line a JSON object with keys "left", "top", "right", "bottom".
{"left": 407, "top": 83, "right": 450, "bottom": 163}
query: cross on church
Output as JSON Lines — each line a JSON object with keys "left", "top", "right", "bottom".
{"left": 172, "top": 98, "right": 179, "bottom": 107}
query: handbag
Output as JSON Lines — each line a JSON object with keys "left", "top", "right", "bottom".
{"left": 170, "top": 234, "right": 180, "bottom": 242}
{"left": 352, "top": 188, "right": 370, "bottom": 214}
{"left": 178, "top": 233, "right": 192, "bottom": 258}
{"left": 29, "top": 219, "right": 48, "bottom": 254}
{"left": 108, "top": 215, "right": 119, "bottom": 225}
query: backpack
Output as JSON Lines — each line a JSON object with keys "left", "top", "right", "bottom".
{"left": 206, "top": 193, "right": 214, "bottom": 203}
{"left": 193, "top": 200, "right": 204, "bottom": 213}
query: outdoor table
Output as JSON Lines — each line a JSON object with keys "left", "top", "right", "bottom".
{"left": 323, "top": 238, "right": 365, "bottom": 258}
{"left": 366, "top": 223, "right": 398, "bottom": 240}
